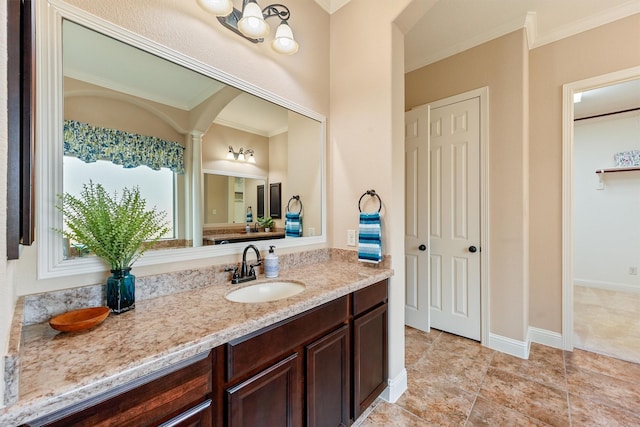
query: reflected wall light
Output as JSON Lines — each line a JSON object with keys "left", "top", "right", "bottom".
{"left": 197, "top": 0, "right": 299, "bottom": 55}
{"left": 227, "top": 146, "right": 256, "bottom": 163}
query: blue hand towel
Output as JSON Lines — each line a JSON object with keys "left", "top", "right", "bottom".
{"left": 285, "top": 212, "right": 302, "bottom": 237}
{"left": 358, "top": 212, "right": 382, "bottom": 263}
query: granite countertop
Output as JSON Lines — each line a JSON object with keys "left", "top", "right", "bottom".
{"left": 0, "top": 258, "right": 393, "bottom": 426}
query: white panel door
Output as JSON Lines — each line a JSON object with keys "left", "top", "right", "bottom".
{"left": 429, "top": 97, "right": 481, "bottom": 341}
{"left": 405, "top": 107, "right": 430, "bottom": 331}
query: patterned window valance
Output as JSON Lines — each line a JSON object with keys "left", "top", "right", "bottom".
{"left": 63, "top": 119, "right": 185, "bottom": 174}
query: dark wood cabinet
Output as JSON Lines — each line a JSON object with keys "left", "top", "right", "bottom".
{"left": 352, "top": 281, "right": 388, "bottom": 419}
{"left": 221, "top": 297, "right": 349, "bottom": 427}
{"left": 27, "top": 352, "right": 214, "bottom": 427}
{"left": 159, "top": 400, "right": 212, "bottom": 427}
{"left": 226, "top": 353, "right": 302, "bottom": 427}
{"left": 306, "top": 325, "right": 350, "bottom": 427}
{"left": 23, "top": 280, "right": 389, "bottom": 427}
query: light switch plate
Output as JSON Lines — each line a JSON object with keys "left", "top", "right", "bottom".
{"left": 347, "top": 229, "right": 356, "bottom": 246}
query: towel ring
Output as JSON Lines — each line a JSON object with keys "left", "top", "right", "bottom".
{"left": 358, "top": 190, "right": 382, "bottom": 213}
{"left": 287, "top": 195, "right": 303, "bottom": 214}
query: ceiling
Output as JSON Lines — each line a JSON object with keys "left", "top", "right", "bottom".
{"left": 403, "top": 0, "right": 640, "bottom": 72}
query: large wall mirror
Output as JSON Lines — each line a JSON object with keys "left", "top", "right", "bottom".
{"left": 36, "top": 2, "right": 325, "bottom": 278}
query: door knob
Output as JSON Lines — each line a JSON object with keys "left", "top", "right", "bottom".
{"left": 469, "top": 246, "right": 478, "bottom": 253}
{"left": 418, "top": 244, "right": 427, "bottom": 251}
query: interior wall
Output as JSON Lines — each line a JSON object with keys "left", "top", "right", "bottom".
{"left": 529, "top": 13, "right": 640, "bottom": 333}
{"left": 330, "top": 0, "right": 414, "bottom": 398}
{"left": 64, "top": 77, "right": 188, "bottom": 143}
{"left": 573, "top": 112, "right": 640, "bottom": 290}
{"left": 405, "top": 30, "right": 530, "bottom": 341}
{"left": 201, "top": 123, "right": 269, "bottom": 176}
{"left": 287, "top": 111, "right": 322, "bottom": 235}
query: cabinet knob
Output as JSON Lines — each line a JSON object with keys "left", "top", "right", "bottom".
{"left": 418, "top": 244, "right": 427, "bottom": 251}
{"left": 469, "top": 246, "right": 478, "bottom": 253}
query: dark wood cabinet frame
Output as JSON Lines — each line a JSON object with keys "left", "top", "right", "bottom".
{"left": 269, "top": 182, "right": 281, "bottom": 219}
{"left": 7, "top": 0, "right": 35, "bottom": 259}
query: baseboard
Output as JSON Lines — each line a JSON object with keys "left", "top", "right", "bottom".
{"left": 488, "top": 333, "right": 530, "bottom": 359}
{"left": 380, "top": 368, "right": 407, "bottom": 403}
{"left": 528, "top": 326, "right": 563, "bottom": 349}
{"left": 574, "top": 279, "right": 640, "bottom": 294}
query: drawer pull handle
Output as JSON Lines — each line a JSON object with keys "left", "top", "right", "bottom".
{"left": 158, "top": 399, "right": 211, "bottom": 427}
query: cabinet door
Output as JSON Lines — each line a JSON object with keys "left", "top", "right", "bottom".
{"left": 353, "top": 304, "right": 388, "bottom": 419}
{"left": 306, "top": 325, "right": 349, "bottom": 427}
{"left": 226, "top": 353, "right": 302, "bottom": 427}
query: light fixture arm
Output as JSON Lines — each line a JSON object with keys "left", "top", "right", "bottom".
{"left": 262, "top": 4, "right": 290, "bottom": 22}
{"left": 216, "top": 0, "right": 291, "bottom": 43}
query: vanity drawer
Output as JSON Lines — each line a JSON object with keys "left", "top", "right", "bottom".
{"left": 226, "top": 296, "right": 348, "bottom": 382}
{"left": 29, "top": 352, "right": 213, "bottom": 427}
{"left": 352, "top": 280, "right": 388, "bottom": 317}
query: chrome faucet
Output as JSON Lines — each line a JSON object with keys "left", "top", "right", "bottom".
{"left": 228, "top": 244, "right": 262, "bottom": 284}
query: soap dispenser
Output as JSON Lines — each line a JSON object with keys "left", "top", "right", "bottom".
{"left": 264, "top": 245, "right": 279, "bottom": 278}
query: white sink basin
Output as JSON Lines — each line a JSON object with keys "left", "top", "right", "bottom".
{"left": 225, "top": 281, "right": 305, "bottom": 303}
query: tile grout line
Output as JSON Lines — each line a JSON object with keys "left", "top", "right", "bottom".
{"left": 463, "top": 349, "right": 496, "bottom": 426}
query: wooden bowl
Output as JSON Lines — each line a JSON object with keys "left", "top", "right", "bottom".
{"left": 49, "top": 307, "right": 110, "bottom": 332}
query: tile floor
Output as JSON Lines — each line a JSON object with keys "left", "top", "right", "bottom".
{"left": 356, "top": 327, "right": 640, "bottom": 426}
{"left": 573, "top": 285, "right": 640, "bottom": 365}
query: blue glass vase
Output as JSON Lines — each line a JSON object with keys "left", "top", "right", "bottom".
{"left": 107, "top": 268, "right": 135, "bottom": 314}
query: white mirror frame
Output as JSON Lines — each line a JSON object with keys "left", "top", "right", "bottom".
{"left": 36, "top": 0, "right": 326, "bottom": 279}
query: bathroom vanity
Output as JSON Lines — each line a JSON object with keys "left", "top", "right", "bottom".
{"left": 1, "top": 258, "right": 391, "bottom": 427}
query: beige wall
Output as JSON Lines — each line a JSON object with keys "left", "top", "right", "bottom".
{"left": 529, "top": 13, "right": 640, "bottom": 332}
{"left": 330, "top": 0, "right": 414, "bottom": 394}
{"left": 405, "top": 30, "right": 530, "bottom": 341}
{"left": 201, "top": 124, "right": 270, "bottom": 176}
{"left": 287, "top": 111, "right": 322, "bottom": 235}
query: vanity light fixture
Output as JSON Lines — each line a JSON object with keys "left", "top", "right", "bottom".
{"left": 197, "top": 0, "right": 299, "bottom": 55}
{"left": 227, "top": 146, "right": 256, "bottom": 163}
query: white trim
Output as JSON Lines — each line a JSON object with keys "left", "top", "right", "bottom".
{"left": 488, "top": 333, "right": 529, "bottom": 359}
{"left": 380, "top": 368, "right": 407, "bottom": 404}
{"left": 406, "top": 14, "right": 529, "bottom": 72}
{"left": 36, "top": 1, "right": 327, "bottom": 279}
{"left": 424, "top": 87, "right": 490, "bottom": 346}
{"left": 574, "top": 279, "right": 640, "bottom": 294}
{"left": 562, "top": 66, "right": 640, "bottom": 351}
{"left": 528, "top": 327, "right": 563, "bottom": 350}
{"left": 530, "top": 1, "right": 640, "bottom": 49}
{"left": 406, "top": 2, "right": 640, "bottom": 72}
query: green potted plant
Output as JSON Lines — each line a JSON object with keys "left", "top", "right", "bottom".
{"left": 55, "top": 181, "right": 170, "bottom": 314}
{"left": 257, "top": 216, "right": 275, "bottom": 232}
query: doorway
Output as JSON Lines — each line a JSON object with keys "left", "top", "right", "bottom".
{"left": 404, "top": 88, "right": 490, "bottom": 344}
{"left": 562, "top": 67, "right": 640, "bottom": 360}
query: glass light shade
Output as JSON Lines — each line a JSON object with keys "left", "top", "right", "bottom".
{"left": 238, "top": 152, "right": 246, "bottom": 161}
{"left": 272, "top": 22, "right": 299, "bottom": 55}
{"left": 238, "top": 1, "right": 270, "bottom": 39}
{"left": 197, "top": 0, "right": 234, "bottom": 16}
{"left": 247, "top": 153, "right": 256, "bottom": 163}
{"left": 226, "top": 148, "right": 235, "bottom": 160}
